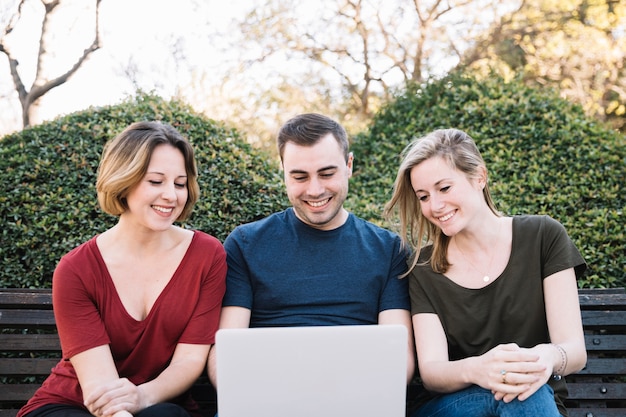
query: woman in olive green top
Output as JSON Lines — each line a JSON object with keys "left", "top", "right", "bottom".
{"left": 385, "top": 128, "right": 586, "bottom": 417}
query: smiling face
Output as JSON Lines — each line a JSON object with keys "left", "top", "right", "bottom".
{"left": 409, "top": 156, "right": 486, "bottom": 237}
{"left": 123, "top": 144, "right": 188, "bottom": 231}
{"left": 282, "top": 133, "right": 353, "bottom": 230}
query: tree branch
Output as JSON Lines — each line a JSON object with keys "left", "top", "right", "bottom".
{"left": 26, "top": 0, "right": 103, "bottom": 125}
{"left": 1, "top": 0, "right": 29, "bottom": 104}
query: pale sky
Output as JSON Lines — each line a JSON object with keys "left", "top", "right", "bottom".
{"left": 0, "top": 0, "right": 506, "bottom": 137}
{"left": 0, "top": 0, "right": 249, "bottom": 135}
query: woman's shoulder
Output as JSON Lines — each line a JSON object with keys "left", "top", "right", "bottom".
{"left": 59, "top": 236, "right": 99, "bottom": 264}
{"left": 177, "top": 230, "right": 226, "bottom": 270}
{"left": 189, "top": 229, "right": 224, "bottom": 249}
{"left": 513, "top": 214, "right": 564, "bottom": 231}
{"left": 512, "top": 215, "right": 573, "bottom": 251}
{"left": 416, "top": 244, "right": 434, "bottom": 264}
{"left": 53, "top": 236, "right": 103, "bottom": 288}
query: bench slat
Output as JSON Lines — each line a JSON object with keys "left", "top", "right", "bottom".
{"left": 569, "top": 410, "right": 626, "bottom": 417}
{"left": 0, "top": 384, "right": 39, "bottom": 402}
{"left": 578, "top": 290, "right": 626, "bottom": 310}
{"left": 0, "top": 411, "right": 23, "bottom": 417}
{"left": 573, "top": 358, "right": 626, "bottom": 376}
{"left": 0, "top": 334, "right": 60, "bottom": 351}
{"left": 0, "top": 290, "right": 53, "bottom": 308}
{"left": 567, "top": 382, "right": 626, "bottom": 400}
{"left": 584, "top": 334, "right": 626, "bottom": 351}
{"left": 0, "top": 309, "right": 56, "bottom": 327}
{"left": 0, "top": 358, "right": 59, "bottom": 376}
{"left": 581, "top": 310, "right": 626, "bottom": 328}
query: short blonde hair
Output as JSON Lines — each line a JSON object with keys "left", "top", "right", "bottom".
{"left": 384, "top": 128, "right": 499, "bottom": 274}
{"left": 96, "top": 121, "right": 200, "bottom": 221}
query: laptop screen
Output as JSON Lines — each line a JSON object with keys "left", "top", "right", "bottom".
{"left": 215, "top": 324, "right": 408, "bottom": 417}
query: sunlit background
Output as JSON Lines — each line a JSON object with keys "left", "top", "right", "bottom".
{"left": 1, "top": 0, "right": 625, "bottom": 151}
{"left": 1, "top": 0, "right": 243, "bottom": 131}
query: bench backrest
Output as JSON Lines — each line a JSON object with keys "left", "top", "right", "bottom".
{"left": 565, "top": 288, "right": 626, "bottom": 417}
{"left": 1, "top": 288, "right": 625, "bottom": 417}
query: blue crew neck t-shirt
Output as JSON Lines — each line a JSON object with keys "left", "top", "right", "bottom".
{"left": 222, "top": 208, "right": 410, "bottom": 327}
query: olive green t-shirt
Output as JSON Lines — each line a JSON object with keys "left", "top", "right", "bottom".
{"left": 409, "top": 215, "right": 586, "bottom": 415}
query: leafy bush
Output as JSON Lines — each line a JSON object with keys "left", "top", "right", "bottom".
{"left": 0, "top": 93, "right": 288, "bottom": 288}
{"left": 348, "top": 73, "right": 625, "bottom": 288}
{"left": 2, "top": 78, "right": 623, "bottom": 289}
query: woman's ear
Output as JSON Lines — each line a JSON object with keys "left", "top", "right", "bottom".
{"left": 477, "top": 166, "right": 488, "bottom": 189}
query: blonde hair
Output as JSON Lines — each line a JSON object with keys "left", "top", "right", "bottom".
{"left": 384, "top": 128, "right": 499, "bottom": 275}
{"left": 96, "top": 121, "right": 200, "bottom": 221}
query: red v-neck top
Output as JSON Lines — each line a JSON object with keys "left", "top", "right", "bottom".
{"left": 18, "top": 230, "right": 226, "bottom": 417}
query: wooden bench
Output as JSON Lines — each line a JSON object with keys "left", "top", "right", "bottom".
{"left": 1, "top": 288, "right": 625, "bottom": 417}
{"left": 564, "top": 288, "right": 626, "bottom": 417}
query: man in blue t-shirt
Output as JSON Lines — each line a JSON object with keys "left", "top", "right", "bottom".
{"left": 208, "top": 113, "right": 415, "bottom": 385}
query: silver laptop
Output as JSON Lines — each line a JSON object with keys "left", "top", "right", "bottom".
{"left": 215, "top": 324, "right": 408, "bottom": 417}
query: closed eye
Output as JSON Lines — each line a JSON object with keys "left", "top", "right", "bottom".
{"left": 319, "top": 168, "right": 337, "bottom": 178}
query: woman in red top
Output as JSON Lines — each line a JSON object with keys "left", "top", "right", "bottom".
{"left": 18, "top": 121, "right": 226, "bottom": 417}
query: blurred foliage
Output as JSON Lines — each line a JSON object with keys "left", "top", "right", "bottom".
{"left": 0, "top": 93, "right": 288, "bottom": 288}
{"left": 464, "top": 0, "right": 626, "bottom": 132}
{"left": 348, "top": 72, "right": 625, "bottom": 289}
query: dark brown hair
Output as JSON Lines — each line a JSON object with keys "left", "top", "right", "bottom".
{"left": 277, "top": 113, "right": 349, "bottom": 162}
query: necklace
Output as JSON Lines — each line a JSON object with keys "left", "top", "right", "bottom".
{"left": 454, "top": 220, "right": 502, "bottom": 283}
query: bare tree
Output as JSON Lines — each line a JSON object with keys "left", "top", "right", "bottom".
{"left": 0, "top": 0, "right": 102, "bottom": 129}
{"left": 201, "top": 0, "right": 516, "bottom": 145}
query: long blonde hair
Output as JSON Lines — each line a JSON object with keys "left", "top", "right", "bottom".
{"left": 384, "top": 128, "right": 499, "bottom": 275}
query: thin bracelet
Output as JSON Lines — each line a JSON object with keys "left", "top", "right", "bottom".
{"left": 551, "top": 343, "right": 568, "bottom": 380}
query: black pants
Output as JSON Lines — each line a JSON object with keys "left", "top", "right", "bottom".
{"left": 25, "top": 403, "right": 191, "bottom": 417}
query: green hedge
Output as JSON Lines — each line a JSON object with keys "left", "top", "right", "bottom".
{"left": 348, "top": 73, "right": 625, "bottom": 289}
{"left": 2, "top": 77, "right": 624, "bottom": 289}
{"left": 0, "top": 93, "right": 288, "bottom": 288}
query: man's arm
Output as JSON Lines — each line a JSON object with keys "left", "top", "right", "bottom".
{"left": 379, "top": 309, "right": 416, "bottom": 383}
{"left": 207, "top": 306, "right": 252, "bottom": 387}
